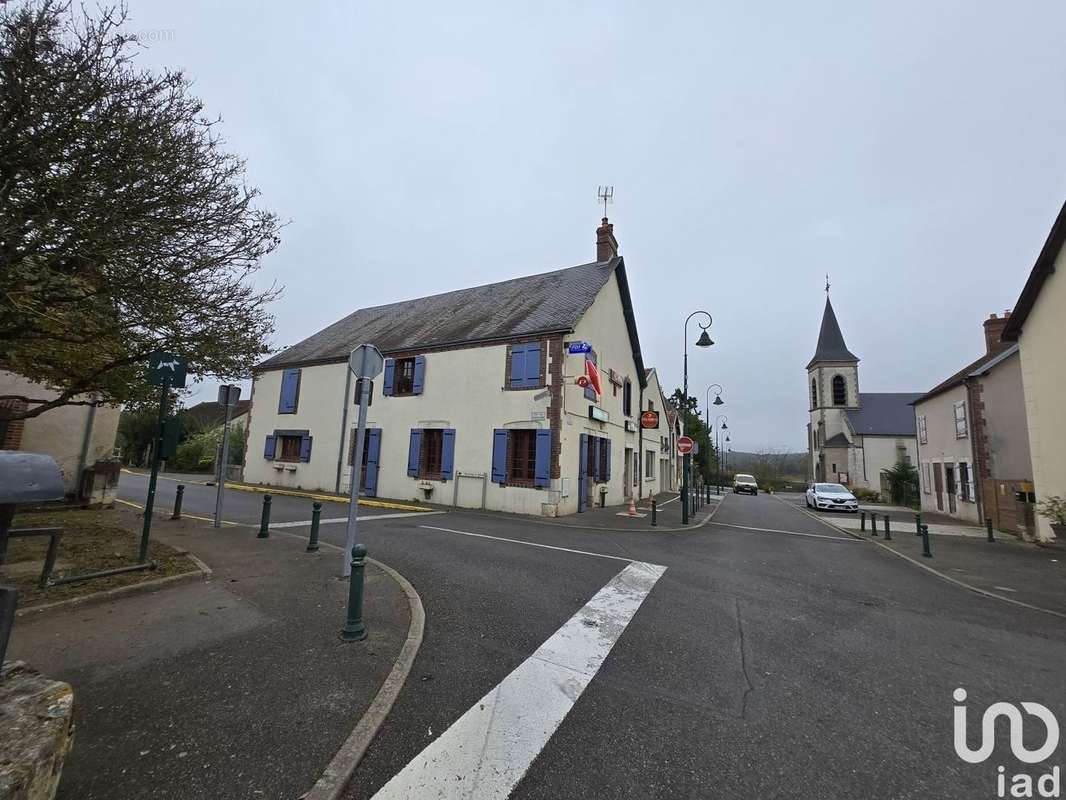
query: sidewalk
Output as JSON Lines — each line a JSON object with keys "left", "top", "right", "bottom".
{"left": 7, "top": 510, "right": 415, "bottom": 799}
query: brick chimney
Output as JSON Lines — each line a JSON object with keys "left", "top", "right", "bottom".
{"left": 596, "top": 217, "right": 618, "bottom": 262}
{"left": 983, "top": 310, "right": 1012, "bottom": 355}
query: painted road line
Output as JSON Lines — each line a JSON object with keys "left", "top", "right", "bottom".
{"left": 370, "top": 560, "right": 666, "bottom": 800}
{"left": 114, "top": 498, "right": 241, "bottom": 527}
{"left": 419, "top": 525, "right": 635, "bottom": 563}
{"left": 267, "top": 511, "right": 445, "bottom": 529}
{"left": 708, "top": 521, "right": 858, "bottom": 542}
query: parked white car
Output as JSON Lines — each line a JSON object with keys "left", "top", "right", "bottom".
{"left": 805, "top": 483, "right": 858, "bottom": 512}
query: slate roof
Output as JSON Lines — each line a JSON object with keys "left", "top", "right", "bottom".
{"left": 807, "top": 298, "right": 859, "bottom": 368}
{"left": 1003, "top": 199, "right": 1066, "bottom": 341}
{"left": 913, "top": 345, "right": 1019, "bottom": 405}
{"left": 823, "top": 433, "right": 851, "bottom": 448}
{"left": 258, "top": 257, "right": 647, "bottom": 386}
{"left": 847, "top": 393, "right": 922, "bottom": 436}
{"left": 184, "top": 399, "right": 250, "bottom": 430}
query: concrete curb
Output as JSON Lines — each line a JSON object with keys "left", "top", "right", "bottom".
{"left": 775, "top": 494, "right": 1066, "bottom": 621}
{"left": 15, "top": 558, "right": 212, "bottom": 618}
{"left": 263, "top": 529, "right": 425, "bottom": 800}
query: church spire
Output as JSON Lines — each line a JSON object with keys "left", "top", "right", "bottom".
{"left": 807, "top": 296, "right": 859, "bottom": 368}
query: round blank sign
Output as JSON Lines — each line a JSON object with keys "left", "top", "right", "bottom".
{"left": 348, "top": 344, "right": 384, "bottom": 379}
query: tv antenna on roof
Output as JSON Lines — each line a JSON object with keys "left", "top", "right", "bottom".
{"left": 598, "top": 185, "right": 614, "bottom": 218}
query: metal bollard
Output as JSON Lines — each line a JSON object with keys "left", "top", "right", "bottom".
{"left": 651, "top": 498, "right": 657, "bottom": 527}
{"left": 171, "top": 484, "right": 185, "bottom": 520}
{"left": 884, "top": 516, "right": 892, "bottom": 541}
{"left": 340, "top": 544, "right": 368, "bottom": 641}
{"left": 920, "top": 524, "right": 932, "bottom": 558}
{"left": 870, "top": 513, "right": 879, "bottom": 537}
{"left": 915, "top": 512, "right": 922, "bottom": 536}
{"left": 307, "top": 501, "right": 322, "bottom": 552}
{"left": 860, "top": 512, "right": 866, "bottom": 532}
{"left": 985, "top": 517, "right": 995, "bottom": 543}
{"left": 257, "top": 494, "right": 272, "bottom": 538}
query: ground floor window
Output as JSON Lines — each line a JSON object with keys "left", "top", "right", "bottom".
{"left": 509, "top": 429, "right": 537, "bottom": 485}
{"left": 408, "top": 428, "right": 455, "bottom": 481}
{"left": 645, "top": 450, "right": 655, "bottom": 479}
{"left": 492, "top": 428, "right": 551, "bottom": 488}
{"left": 278, "top": 434, "right": 302, "bottom": 462}
{"left": 959, "top": 462, "right": 972, "bottom": 501}
{"left": 421, "top": 428, "right": 443, "bottom": 479}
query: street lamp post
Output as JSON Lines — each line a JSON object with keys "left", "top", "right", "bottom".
{"left": 681, "top": 311, "right": 714, "bottom": 525}
{"left": 715, "top": 415, "right": 728, "bottom": 493}
{"left": 705, "top": 384, "right": 723, "bottom": 494}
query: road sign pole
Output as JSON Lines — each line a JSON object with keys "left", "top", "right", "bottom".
{"left": 139, "top": 377, "right": 170, "bottom": 563}
{"left": 213, "top": 387, "right": 237, "bottom": 528}
{"left": 343, "top": 379, "right": 371, "bottom": 577}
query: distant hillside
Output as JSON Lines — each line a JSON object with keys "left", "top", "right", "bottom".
{"left": 726, "top": 450, "right": 808, "bottom": 483}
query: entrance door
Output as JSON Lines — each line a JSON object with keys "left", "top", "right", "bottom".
{"left": 933, "top": 462, "right": 944, "bottom": 511}
{"left": 945, "top": 465, "right": 957, "bottom": 514}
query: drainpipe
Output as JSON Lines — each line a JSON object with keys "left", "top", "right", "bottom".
{"left": 75, "top": 394, "right": 99, "bottom": 497}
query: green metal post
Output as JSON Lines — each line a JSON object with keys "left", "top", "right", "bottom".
{"left": 860, "top": 512, "right": 866, "bottom": 532}
{"left": 920, "top": 524, "right": 932, "bottom": 558}
{"left": 870, "top": 513, "right": 878, "bottom": 537}
{"left": 171, "top": 484, "right": 184, "bottom": 520}
{"left": 915, "top": 512, "right": 922, "bottom": 536}
{"left": 138, "top": 378, "right": 170, "bottom": 563}
{"left": 651, "top": 498, "right": 657, "bottom": 527}
{"left": 985, "top": 517, "right": 995, "bottom": 543}
{"left": 340, "top": 543, "right": 368, "bottom": 641}
{"left": 884, "top": 516, "right": 892, "bottom": 541}
{"left": 307, "top": 501, "right": 322, "bottom": 552}
{"left": 257, "top": 494, "right": 272, "bottom": 538}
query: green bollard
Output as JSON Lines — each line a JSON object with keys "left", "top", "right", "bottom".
{"left": 651, "top": 498, "right": 657, "bottom": 527}
{"left": 915, "top": 512, "right": 922, "bottom": 536}
{"left": 257, "top": 494, "right": 272, "bottom": 538}
{"left": 870, "top": 513, "right": 878, "bottom": 537}
{"left": 920, "top": 524, "right": 932, "bottom": 558}
{"left": 340, "top": 544, "right": 368, "bottom": 641}
{"left": 171, "top": 484, "right": 184, "bottom": 520}
{"left": 985, "top": 517, "right": 995, "bottom": 543}
{"left": 860, "top": 512, "right": 866, "bottom": 532}
{"left": 307, "top": 501, "right": 322, "bottom": 552}
{"left": 884, "top": 516, "right": 892, "bottom": 541}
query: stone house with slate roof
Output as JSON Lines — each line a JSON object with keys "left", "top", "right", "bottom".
{"left": 806, "top": 297, "right": 920, "bottom": 493}
{"left": 242, "top": 218, "right": 652, "bottom": 516}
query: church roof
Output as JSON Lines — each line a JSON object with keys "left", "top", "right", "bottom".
{"left": 823, "top": 433, "right": 851, "bottom": 448}
{"left": 807, "top": 298, "right": 859, "bottom": 368}
{"left": 847, "top": 393, "right": 922, "bottom": 437}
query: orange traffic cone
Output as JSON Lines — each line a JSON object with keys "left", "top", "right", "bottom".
{"left": 628, "top": 498, "right": 638, "bottom": 516}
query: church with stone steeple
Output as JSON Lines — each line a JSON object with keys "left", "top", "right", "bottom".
{"left": 807, "top": 295, "right": 921, "bottom": 493}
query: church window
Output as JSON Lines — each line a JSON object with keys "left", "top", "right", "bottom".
{"left": 811, "top": 379, "right": 818, "bottom": 407}
{"left": 832, "top": 375, "right": 847, "bottom": 406}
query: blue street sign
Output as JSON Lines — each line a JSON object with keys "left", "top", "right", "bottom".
{"left": 567, "top": 341, "right": 592, "bottom": 354}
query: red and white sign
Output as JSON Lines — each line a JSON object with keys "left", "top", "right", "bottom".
{"left": 677, "top": 436, "right": 694, "bottom": 455}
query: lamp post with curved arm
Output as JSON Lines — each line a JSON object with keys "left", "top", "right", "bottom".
{"left": 715, "top": 415, "right": 728, "bottom": 493}
{"left": 681, "top": 311, "right": 714, "bottom": 524}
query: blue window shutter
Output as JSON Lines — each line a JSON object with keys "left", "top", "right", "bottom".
{"left": 412, "top": 355, "right": 427, "bottom": 395}
{"left": 590, "top": 437, "right": 599, "bottom": 482}
{"left": 534, "top": 430, "right": 551, "bottom": 488}
{"left": 509, "top": 346, "right": 527, "bottom": 388}
{"left": 264, "top": 435, "right": 276, "bottom": 459}
{"left": 579, "top": 434, "right": 589, "bottom": 512}
{"left": 441, "top": 428, "right": 455, "bottom": 480}
{"left": 407, "top": 429, "right": 422, "bottom": 477}
{"left": 604, "top": 438, "right": 611, "bottom": 482}
{"left": 383, "top": 359, "right": 395, "bottom": 396}
{"left": 364, "top": 429, "right": 381, "bottom": 497}
{"left": 299, "top": 435, "right": 312, "bottom": 462}
{"left": 491, "top": 429, "right": 508, "bottom": 483}
{"left": 279, "top": 368, "right": 300, "bottom": 413}
{"left": 524, "top": 343, "right": 541, "bottom": 387}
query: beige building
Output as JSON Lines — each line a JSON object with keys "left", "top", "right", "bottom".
{"left": 913, "top": 313, "right": 1033, "bottom": 534}
{"left": 639, "top": 368, "right": 680, "bottom": 497}
{"left": 243, "top": 218, "right": 657, "bottom": 516}
{"left": 1003, "top": 200, "right": 1066, "bottom": 542}
{"left": 806, "top": 296, "right": 919, "bottom": 494}
{"left": 0, "top": 371, "right": 120, "bottom": 499}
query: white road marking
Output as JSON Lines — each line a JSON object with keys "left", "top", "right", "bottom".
{"left": 266, "top": 511, "right": 444, "bottom": 529}
{"left": 993, "top": 585, "right": 1018, "bottom": 593}
{"left": 419, "top": 525, "right": 635, "bottom": 563}
{"left": 708, "top": 521, "right": 858, "bottom": 542}
{"left": 370, "top": 560, "right": 666, "bottom": 800}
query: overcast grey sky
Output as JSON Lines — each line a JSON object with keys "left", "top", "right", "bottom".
{"left": 126, "top": 1, "right": 1066, "bottom": 452}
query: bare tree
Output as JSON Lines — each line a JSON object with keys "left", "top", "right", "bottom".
{"left": 0, "top": 1, "right": 282, "bottom": 420}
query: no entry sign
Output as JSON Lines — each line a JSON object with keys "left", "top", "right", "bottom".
{"left": 677, "top": 436, "right": 694, "bottom": 455}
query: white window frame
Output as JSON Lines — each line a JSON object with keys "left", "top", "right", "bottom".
{"left": 957, "top": 460, "right": 975, "bottom": 503}
{"left": 921, "top": 462, "right": 931, "bottom": 494}
{"left": 953, "top": 401, "right": 968, "bottom": 439}
{"left": 645, "top": 449, "right": 656, "bottom": 479}
{"left": 917, "top": 414, "right": 928, "bottom": 445}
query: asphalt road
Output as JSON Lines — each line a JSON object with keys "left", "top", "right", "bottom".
{"left": 119, "top": 475, "right": 1066, "bottom": 799}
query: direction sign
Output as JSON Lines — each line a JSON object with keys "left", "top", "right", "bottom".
{"left": 640, "top": 410, "right": 659, "bottom": 429}
{"left": 146, "top": 351, "right": 187, "bottom": 388}
{"left": 348, "top": 344, "right": 384, "bottom": 380}
{"left": 677, "top": 435, "right": 694, "bottom": 455}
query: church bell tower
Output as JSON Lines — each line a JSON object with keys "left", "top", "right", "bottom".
{"left": 807, "top": 292, "right": 860, "bottom": 481}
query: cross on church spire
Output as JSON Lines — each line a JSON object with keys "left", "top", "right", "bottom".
{"left": 825, "top": 274, "right": 830, "bottom": 295}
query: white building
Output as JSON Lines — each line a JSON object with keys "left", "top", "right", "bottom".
{"left": 243, "top": 218, "right": 663, "bottom": 516}
{"left": 806, "top": 296, "right": 920, "bottom": 494}
{"left": 640, "top": 368, "right": 680, "bottom": 497}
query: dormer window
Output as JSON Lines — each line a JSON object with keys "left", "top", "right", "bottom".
{"left": 832, "top": 375, "right": 846, "bottom": 406}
